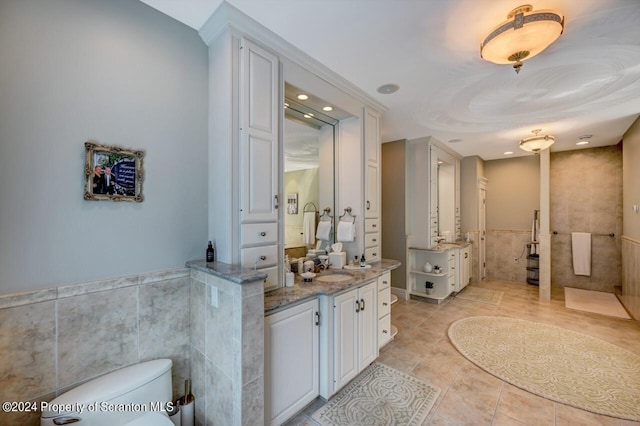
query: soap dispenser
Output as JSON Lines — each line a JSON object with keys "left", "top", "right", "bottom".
{"left": 360, "top": 253, "right": 366, "bottom": 267}
{"left": 206, "top": 241, "right": 214, "bottom": 263}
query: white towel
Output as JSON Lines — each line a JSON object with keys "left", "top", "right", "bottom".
{"left": 316, "top": 221, "right": 331, "bottom": 241}
{"left": 302, "top": 212, "right": 316, "bottom": 245}
{"left": 337, "top": 221, "right": 355, "bottom": 242}
{"left": 571, "top": 232, "right": 591, "bottom": 276}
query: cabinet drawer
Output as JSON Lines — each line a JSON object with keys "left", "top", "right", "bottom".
{"left": 378, "top": 272, "right": 391, "bottom": 291}
{"left": 365, "top": 246, "right": 380, "bottom": 262}
{"left": 241, "top": 222, "right": 278, "bottom": 246}
{"left": 260, "top": 266, "right": 280, "bottom": 290}
{"left": 378, "top": 289, "right": 391, "bottom": 318}
{"left": 365, "top": 232, "right": 380, "bottom": 248}
{"left": 364, "top": 219, "right": 380, "bottom": 233}
{"left": 378, "top": 314, "right": 391, "bottom": 347}
{"left": 241, "top": 244, "right": 278, "bottom": 268}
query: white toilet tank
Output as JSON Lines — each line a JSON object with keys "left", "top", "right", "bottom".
{"left": 41, "top": 359, "right": 174, "bottom": 426}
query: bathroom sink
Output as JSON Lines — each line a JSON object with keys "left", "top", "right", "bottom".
{"left": 315, "top": 274, "right": 353, "bottom": 283}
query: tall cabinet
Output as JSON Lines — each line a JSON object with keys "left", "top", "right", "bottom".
{"left": 364, "top": 108, "right": 381, "bottom": 262}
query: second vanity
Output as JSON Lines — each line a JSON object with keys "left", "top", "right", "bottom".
{"left": 407, "top": 242, "right": 471, "bottom": 303}
{"left": 264, "top": 259, "right": 399, "bottom": 426}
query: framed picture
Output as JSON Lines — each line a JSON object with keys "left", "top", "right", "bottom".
{"left": 84, "top": 141, "right": 145, "bottom": 202}
{"left": 287, "top": 193, "right": 298, "bottom": 214}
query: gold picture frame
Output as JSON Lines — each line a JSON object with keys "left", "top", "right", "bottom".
{"left": 84, "top": 141, "right": 145, "bottom": 202}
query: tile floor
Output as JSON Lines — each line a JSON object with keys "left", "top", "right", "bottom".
{"left": 285, "top": 279, "right": 640, "bottom": 426}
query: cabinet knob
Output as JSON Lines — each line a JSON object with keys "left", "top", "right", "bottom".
{"left": 372, "top": 253, "right": 377, "bottom": 257}
{"left": 372, "top": 224, "right": 377, "bottom": 228}
{"left": 355, "top": 300, "right": 360, "bottom": 313}
{"left": 259, "top": 231, "right": 267, "bottom": 237}
{"left": 315, "top": 311, "right": 320, "bottom": 326}
{"left": 274, "top": 195, "right": 279, "bottom": 209}
{"left": 372, "top": 238, "right": 377, "bottom": 242}
{"left": 366, "top": 200, "right": 371, "bottom": 210}
{"left": 260, "top": 255, "right": 267, "bottom": 261}
{"left": 382, "top": 330, "right": 388, "bottom": 334}
{"left": 383, "top": 281, "right": 388, "bottom": 284}
{"left": 383, "top": 302, "right": 388, "bottom": 306}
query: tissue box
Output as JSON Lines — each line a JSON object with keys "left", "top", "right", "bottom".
{"left": 329, "top": 252, "right": 347, "bottom": 269}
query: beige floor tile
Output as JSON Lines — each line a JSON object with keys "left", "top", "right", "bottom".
{"left": 554, "top": 402, "right": 621, "bottom": 426}
{"left": 429, "top": 390, "right": 495, "bottom": 425}
{"left": 491, "top": 412, "right": 529, "bottom": 425}
{"left": 448, "top": 363, "right": 503, "bottom": 409}
{"left": 496, "top": 384, "right": 555, "bottom": 425}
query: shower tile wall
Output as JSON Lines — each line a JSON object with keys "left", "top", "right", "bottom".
{"left": 0, "top": 269, "right": 191, "bottom": 426}
{"left": 550, "top": 145, "right": 623, "bottom": 292}
{"left": 485, "top": 229, "right": 531, "bottom": 282}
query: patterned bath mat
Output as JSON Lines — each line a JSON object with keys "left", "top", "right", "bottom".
{"left": 311, "top": 362, "right": 440, "bottom": 425}
{"left": 448, "top": 316, "right": 640, "bottom": 421}
{"left": 455, "top": 286, "right": 503, "bottom": 306}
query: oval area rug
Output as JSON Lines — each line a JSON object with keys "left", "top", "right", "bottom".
{"left": 448, "top": 316, "right": 640, "bottom": 421}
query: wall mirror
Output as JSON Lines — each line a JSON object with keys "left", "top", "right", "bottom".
{"left": 437, "top": 156, "right": 456, "bottom": 240}
{"left": 283, "top": 83, "right": 348, "bottom": 261}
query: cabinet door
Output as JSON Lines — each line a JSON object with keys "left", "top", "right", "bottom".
{"left": 265, "top": 299, "right": 319, "bottom": 426}
{"left": 364, "top": 109, "right": 380, "bottom": 219}
{"left": 334, "top": 288, "right": 359, "bottom": 391}
{"left": 358, "top": 281, "right": 378, "bottom": 369}
{"left": 239, "top": 38, "right": 279, "bottom": 222}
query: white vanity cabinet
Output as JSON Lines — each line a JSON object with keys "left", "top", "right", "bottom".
{"left": 456, "top": 245, "right": 471, "bottom": 292}
{"left": 332, "top": 280, "right": 377, "bottom": 393}
{"left": 377, "top": 272, "right": 392, "bottom": 348}
{"left": 265, "top": 299, "right": 320, "bottom": 426}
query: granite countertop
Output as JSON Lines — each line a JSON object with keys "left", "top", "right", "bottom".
{"left": 409, "top": 241, "right": 472, "bottom": 252}
{"left": 264, "top": 258, "right": 400, "bottom": 315}
{"left": 186, "top": 259, "right": 268, "bottom": 284}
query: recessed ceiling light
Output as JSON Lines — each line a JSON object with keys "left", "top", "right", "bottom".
{"left": 284, "top": 102, "right": 289, "bottom": 108}
{"left": 297, "top": 94, "right": 309, "bottom": 100}
{"left": 303, "top": 114, "right": 312, "bottom": 119}
{"left": 437, "top": 160, "right": 444, "bottom": 165}
{"left": 577, "top": 134, "right": 592, "bottom": 145}
{"left": 504, "top": 151, "right": 514, "bottom": 155}
{"left": 377, "top": 84, "right": 399, "bottom": 94}
{"left": 322, "top": 106, "right": 333, "bottom": 112}
{"left": 448, "top": 139, "right": 462, "bottom": 144}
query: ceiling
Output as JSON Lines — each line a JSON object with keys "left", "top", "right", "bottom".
{"left": 139, "top": 0, "right": 640, "bottom": 160}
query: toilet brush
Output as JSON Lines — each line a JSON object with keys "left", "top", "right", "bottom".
{"left": 179, "top": 379, "right": 194, "bottom": 426}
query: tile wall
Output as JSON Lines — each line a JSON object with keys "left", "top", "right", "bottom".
{"left": 550, "top": 146, "right": 623, "bottom": 292}
{"left": 621, "top": 237, "right": 640, "bottom": 319}
{"left": 189, "top": 269, "right": 264, "bottom": 426}
{"left": 0, "top": 269, "right": 191, "bottom": 426}
{"left": 485, "top": 229, "right": 532, "bottom": 282}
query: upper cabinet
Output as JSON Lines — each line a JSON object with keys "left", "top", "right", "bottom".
{"left": 240, "top": 39, "right": 280, "bottom": 223}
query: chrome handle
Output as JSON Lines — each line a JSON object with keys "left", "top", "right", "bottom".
{"left": 274, "top": 195, "right": 279, "bottom": 209}
{"left": 382, "top": 302, "right": 388, "bottom": 306}
{"left": 315, "top": 311, "right": 320, "bottom": 326}
{"left": 366, "top": 200, "right": 371, "bottom": 210}
{"left": 355, "top": 300, "right": 360, "bottom": 313}
{"left": 360, "top": 298, "right": 365, "bottom": 311}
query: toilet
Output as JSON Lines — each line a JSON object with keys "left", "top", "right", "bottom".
{"left": 41, "top": 359, "right": 174, "bottom": 426}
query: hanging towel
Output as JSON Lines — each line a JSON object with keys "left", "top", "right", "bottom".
{"left": 302, "top": 212, "right": 316, "bottom": 245}
{"left": 337, "top": 221, "right": 355, "bottom": 242}
{"left": 571, "top": 232, "right": 591, "bottom": 276}
{"left": 316, "top": 221, "right": 331, "bottom": 241}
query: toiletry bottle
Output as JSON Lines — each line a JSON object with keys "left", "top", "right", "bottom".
{"left": 354, "top": 255, "right": 359, "bottom": 266}
{"left": 206, "top": 241, "right": 214, "bottom": 262}
{"left": 360, "top": 253, "right": 366, "bottom": 267}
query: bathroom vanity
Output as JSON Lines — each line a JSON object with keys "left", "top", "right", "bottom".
{"left": 264, "top": 260, "right": 399, "bottom": 425}
{"left": 407, "top": 243, "right": 471, "bottom": 303}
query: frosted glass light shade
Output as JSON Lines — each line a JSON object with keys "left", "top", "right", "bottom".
{"left": 481, "top": 5, "right": 564, "bottom": 67}
{"left": 519, "top": 135, "right": 555, "bottom": 152}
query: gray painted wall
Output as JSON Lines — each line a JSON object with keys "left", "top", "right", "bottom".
{"left": 484, "top": 156, "right": 540, "bottom": 230}
{"left": 0, "top": 0, "right": 208, "bottom": 294}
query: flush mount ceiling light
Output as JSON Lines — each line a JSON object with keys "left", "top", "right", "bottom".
{"left": 480, "top": 4, "right": 564, "bottom": 74}
{"left": 520, "top": 129, "right": 555, "bottom": 152}
{"left": 297, "top": 94, "right": 309, "bottom": 100}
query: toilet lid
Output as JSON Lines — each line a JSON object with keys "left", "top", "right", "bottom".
{"left": 122, "top": 412, "right": 174, "bottom": 425}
